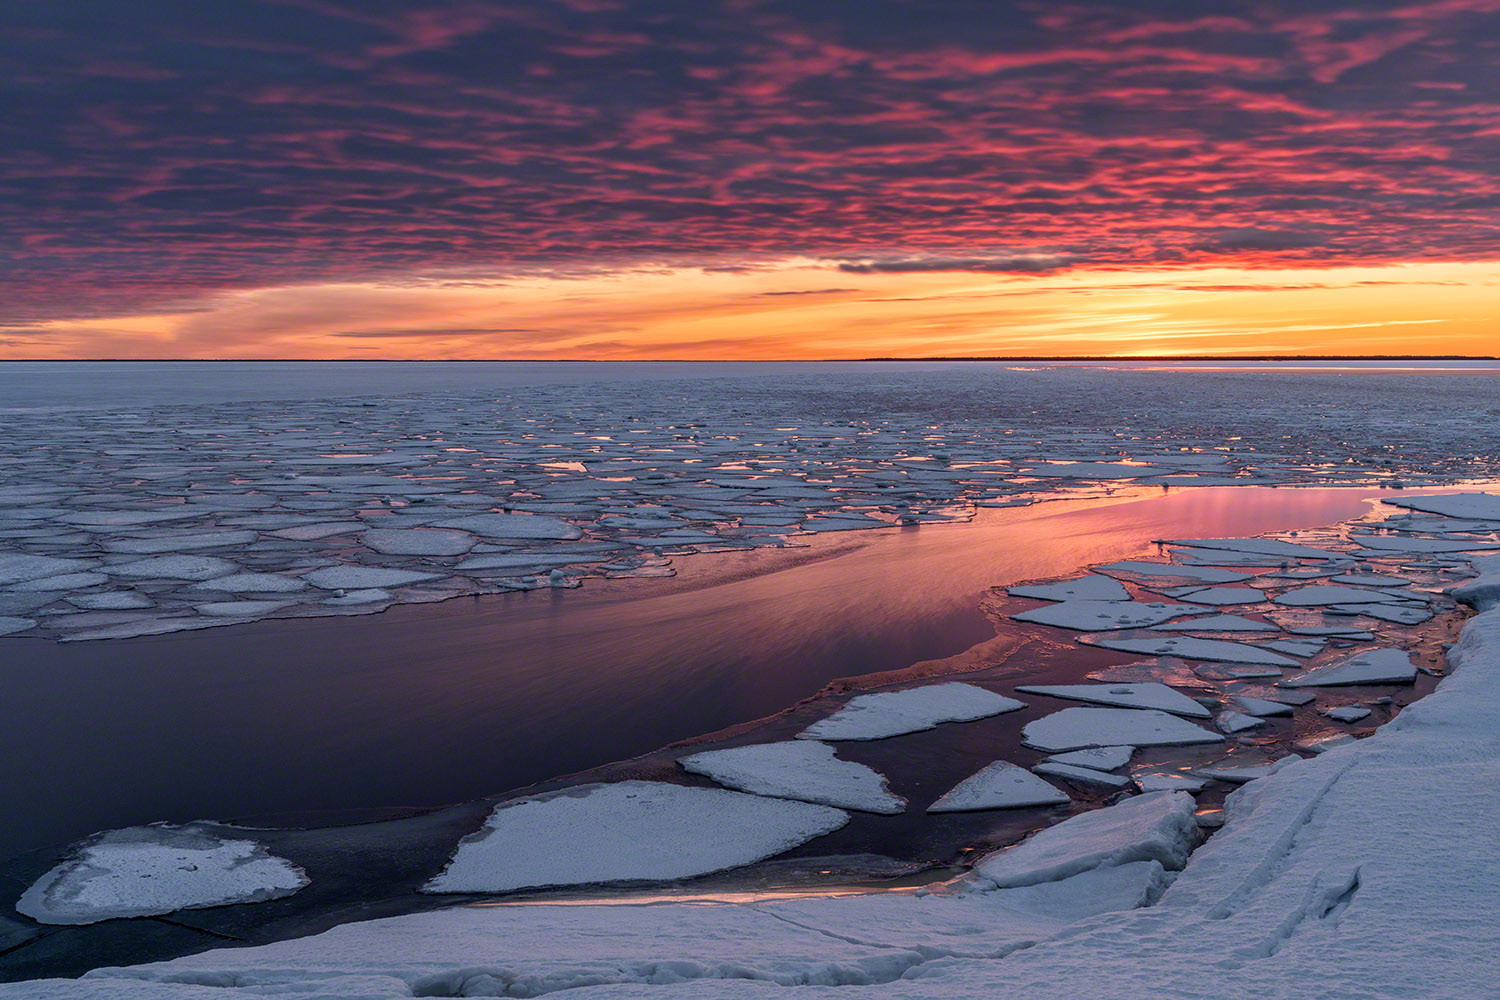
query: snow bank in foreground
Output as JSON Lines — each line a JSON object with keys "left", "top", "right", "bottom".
{"left": 424, "top": 781, "right": 848, "bottom": 893}
{"left": 17, "top": 825, "right": 307, "bottom": 925}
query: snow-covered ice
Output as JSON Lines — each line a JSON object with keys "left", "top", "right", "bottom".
{"left": 973, "top": 790, "right": 1199, "bottom": 888}
{"left": 1217, "top": 710, "right": 1265, "bottom": 733}
{"left": 1150, "top": 613, "right": 1278, "bottom": 632}
{"left": 425, "top": 781, "right": 849, "bottom": 893}
{"left": 1022, "top": 708, "right": 1223, "bottom": 751}
{"left": 17, "top": 824, "right": 307, "bottom": 925}
{"left": 798, "top": 683, "right": 1024, "bottom": 741}
{"left": 927, "top": 761, "right": 1070, "bottom": 812}
{"left": 679, "top": 741, "right": 905, "bottom": 814}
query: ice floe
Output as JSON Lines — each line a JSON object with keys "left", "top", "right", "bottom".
{"left": 1011, "top": 600, "right": 1209, "bottom": 631}
{"left": 1022, "top": 708, "right": 1223, "bottom": 752}
{"left": 1015, "top": 682, "right": 1211, "bottom": 718}
{"left": 1077, "top": 634, "right": 1298, "bottom": 666}
{"left": 1325, "top": 705, "right": 1373, "bottom": 723}
{"left": 1043, "top": 745, "right": 1134, "bottom": 771}
{"left": 1032, "top": 761, "right": 1133, "bottom": 789}
{"left": 1167, "top": 537, "right": 1344, "bottom": 560}
{"left": 425, "top": 781, "right": 848, "bottom": 893}
{"left": 679, "top": 740, "right": 905, "bottom": 814}
{"left": 1150, "top": 613, "right": 1278, "bottom": 632}
{"left": 1282, "top": 647, "right": 1418, "bottom": 687}
{"left": 17, "top": 824, "right": 307, "bottom": 925}
{"left": 300, "top": 566, "right": 443, "bottom": 590}
{"left": 798, "top": 682, "right": 1024, "bottom": 741}
{"left": 1008, "top": 574, "right": 1130, "bottom": 602}
{"left": 1216, "top": 710, "right": 1265, "bottom": 734}
{"left": 1097, "top": 561, "right": 1253, "bottom": 584}
{"left": 927, "top": 761, "right": 1070, "bottom": 812}
{"left": 1163, "top": 586, "right": 1266, "bottom": 606}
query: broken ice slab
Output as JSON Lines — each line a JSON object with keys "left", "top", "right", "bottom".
{"left": 1078, "top": 634, "right": 1298, "bottom": 666}
{"left": 1008, "top": 574, "right": 1131, "bottom": 602}
{"left": 798, "top": 682, "right": 1024, "bottom": 742}
{"left": 1012, "top": 600, "right": 1211, "bottom": 631}
{"left": 973, "top": 790, "right": 1199, "bottom": 888}
{"left": 1022, "top": 708, "right": 1223, "bottom": 752}
{"left": 1032, "top": 762, "right": 1133, "bottom": 790}
{"left": 679, "top": 740, "right": 905, "bottom": 814}
{"left": 1015, "top": 683, "right": 1210, "bottom": 718}
{"left": 1043, "top": 746, "right": 1134, "bottom": 772}
{"left": 1097, "top": 561, "right": 1253, "bottom": 585}
{"left": 927, "top": 761, "right": 1071, "bottom": 812}
{"left": 1281, "top": 648, "right": 1418, "bottom": 687}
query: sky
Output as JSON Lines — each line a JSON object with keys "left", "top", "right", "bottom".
{"left": 3, "top": 0, "right": 1499, "bottom": 359}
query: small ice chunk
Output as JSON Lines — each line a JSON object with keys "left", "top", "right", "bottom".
{"left": 1195, "top": 762, "right": 1275, "bottom": 783}
{"left": 17, "top": 824, "right": 307, "bottom": 925}
{"left": 1329, "top": 603, "right": 1434, "bottom": 625}
{"left": 1132, "top": 771, "right": 1208, "bottom": 793}
{"left": 270, "top": 521, "right": 366, "bottom": 540}
{"left": 1043, "top": 746, "right": 1134, "bottom": 772}
{"left": 1032, "top": 762, "right": 1133, "bottom": 790}
{"left": 679, "top": 741, "right": 905, "bottom": 814}
{"left": 101, "top": 530, "right": 259, "bottom": 554}
{"left": 1008, "top": 574, "right": 1130, "bottom": 602}
{"left": 1232, "top": 696, "right": 1295, "bottom": 717}
{"left": 1012, "top": 601, "right": 1209, "bottom": 631}
{"left": 1022, "top": 708, "right": 1223, "bottom": 752}
{"left": 1325, "top": 705, "right": 1373, "bottom": 723}
{"left": 928, "top": 761, "right": 1070, "bottom": 812}
{"left": 1016, "top": 683, "right": 1211, "bottom": 718}
{"left": 1266, "top": 638, "right": 1327, "bottom": 658}
{"left": 425, "top": 781, "right": 848, "bottom": 893}
{"left": 1216, "top": 711, "right": 1265, "bottom": 734}
{"left": 798, "top": 682, "right": 1024, "bottom": 741}
{"left": 1295, "top": 732, "right": 1358, "bottom": 755}
{"left": 302, "top": 566, "right": 443, "bottom": 590}
{"left": 1281, "top": 647, "right": 1418, "bottom": 687}
{"left": 1193, "top": 663, "right": 1286, "bottom": 680}
{"left": 974, "top": 791, "right": 1199, "bottom": 888}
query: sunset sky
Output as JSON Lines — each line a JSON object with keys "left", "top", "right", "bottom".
{"left": 4, "top": 0, "right": 1499, "bottom": 359}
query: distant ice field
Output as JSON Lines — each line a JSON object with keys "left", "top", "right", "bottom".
{"left": 2, "top": 361, "right": 1496, "bottom": 643}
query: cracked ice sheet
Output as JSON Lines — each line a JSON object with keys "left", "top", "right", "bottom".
{"left": 424, "top": 781, "right": 849, "bottom": 893}
{"left": 17, "top": 824, "right": 306, "bottom": 925}
{"left": 798, "top": 683, "right": 1024, "bottom": 741}
{"left": 679, "top": 741, "right": 905, "bottom": 814}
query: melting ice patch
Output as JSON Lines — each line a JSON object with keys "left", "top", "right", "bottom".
{"left": 17, "top": 824, "right": 307, "bottom": 925}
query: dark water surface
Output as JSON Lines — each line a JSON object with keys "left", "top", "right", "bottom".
{"left": 0, "top": 486, "right": 1432, "bottom": 864}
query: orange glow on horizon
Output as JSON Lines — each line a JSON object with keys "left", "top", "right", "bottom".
{"left": 2, "top": 259, "right": 1496, "bottom": 360}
